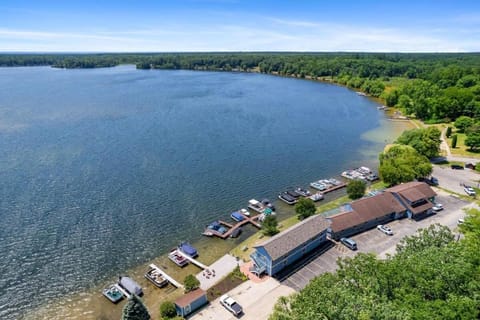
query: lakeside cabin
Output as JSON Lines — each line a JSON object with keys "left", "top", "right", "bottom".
{"left": 250, "top": 214, "right": 330, "bottom": 277}
{"left": 175, "top": 288, "right": 208, "bottom": 317}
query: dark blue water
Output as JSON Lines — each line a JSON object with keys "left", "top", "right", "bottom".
{"left": 0, "top": 66, "right": 389, "bottom": 318}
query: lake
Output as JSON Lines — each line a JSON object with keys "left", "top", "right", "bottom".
{"left": 0, "top": 66, "right": 410, "bottom": 319}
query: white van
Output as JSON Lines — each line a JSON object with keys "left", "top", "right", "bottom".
{"left": 340, "top": 237, "right": 357, "bottom": 250}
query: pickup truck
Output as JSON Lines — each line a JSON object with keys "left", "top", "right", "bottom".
{"left": 220, "top": 294, "right": 243, "bottom": 316}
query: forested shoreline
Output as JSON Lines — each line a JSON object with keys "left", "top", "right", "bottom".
{"left": 1, "top": 52, "right": 480, "bottom": 121}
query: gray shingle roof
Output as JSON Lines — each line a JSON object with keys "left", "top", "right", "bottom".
{"left": 254, "top": 214, "right": 330, "bottom": 261}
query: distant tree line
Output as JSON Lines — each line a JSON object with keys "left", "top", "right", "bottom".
{"left": 1, "top": 52, "right": 480, "bottom": 121}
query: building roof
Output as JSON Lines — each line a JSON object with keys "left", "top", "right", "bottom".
{"left": 386, "top": 181, "right": 436, "bottom": 202}
{"left": 175, "top": 288, "right": 206, "bottom": 308}
{"left": 330, "top": 192, "right": 404, "bottom": 233}
{"left": 254, "top": 214, "right": 330, "bottom": 261}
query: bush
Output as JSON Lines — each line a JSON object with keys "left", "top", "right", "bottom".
{"left": 452, "top": 134, "right": 458, "bottom": 148}
{"left": 346, "top": 180, "right": 367, "bottom": 200}
{"left": 295, "top": 198, "right": 316, "bottom": 220}
{"left": 446, "top": 126, "right": 452, "bottom": 138}
{"left": 183, "top": 274, "right": 200, "bottom": 293}
{"left": 262, "top": 214, "right": 279, "bottom": 236}
{"left": 159, "top": 301, "right": 177, "bottom": 319}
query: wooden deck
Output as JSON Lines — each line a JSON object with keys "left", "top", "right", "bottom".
{"left": 203, "top": 213, "right": 262, "bottom": 239}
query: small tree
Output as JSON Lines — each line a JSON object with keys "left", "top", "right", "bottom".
{"left": 122, "top": 294, "right": 151, "bottom": 320}
{"left": 465, "top": 132, "right": 480, "bottom": 151}
{"left": 159, "top": 301, "right": 177, "bottom": 319}
{"left": 446, "top": 127, "right": 452, "bottom": 138}
{"left": 454, "top": 116, "right": 474, "bottom": 133}
{"left": 183, "top": 274, "right": 200, "bottom": 293}
{"left": 346, "top": 180, "right": 367, "bottom": 200}
{"left": 295, "top": 198, "right": 316, "bottom": 220}
{"left": 262, "top": 214, "right": 279, "bottom": 236}
{"left": 451, "top": 134, "right": 458, "bottom": 148}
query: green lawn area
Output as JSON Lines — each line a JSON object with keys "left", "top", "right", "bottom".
{"left": 230, "top": 181, "right": 387, "bottom": 262}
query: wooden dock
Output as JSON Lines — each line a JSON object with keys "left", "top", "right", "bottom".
{"left": 176, "top": 250, "right": 209, "bottom": 270}
{"left": 203, "top": 213, "right": 262, "bottom": 239}
{"left": 114, "top": 283, "right": 131, "bottom": 299}
{"left": 320, "top": 182, "right": 347, "bottom": 195}
{"left": 149, "top": 263, "right": 183, "bottom": 289}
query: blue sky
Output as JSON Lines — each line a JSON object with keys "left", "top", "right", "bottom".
{"left": 1, "top": 0, "right": 480, "bottom": 52}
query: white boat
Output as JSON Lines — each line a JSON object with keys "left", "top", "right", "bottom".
{"left": 248, "top": 199, "right": 265, "bottom": 213}
{"left": 309, "top": 192, "right": 324, "bottom": 202}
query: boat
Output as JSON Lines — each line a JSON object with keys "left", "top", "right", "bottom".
{"left": 118, "top": 276, "right": 143, "bottom": 296}
{"left": 248, "top": 199, "right": 265, "bottom": 213}
{"left": 230, "top": 227, "right": 242, "bottom": 238}
{"left": 295, "top": 187, "right": 311, "bottom": 197}
{"left": 278, "top": 191, "right": 298, "bottom": 205}
{"left": 261, "top": 199, "right": 276, "bottom": 211}
{"left": 356, "top": 91, "right": 367, "bottom": 96}
{"left": 258, "top": 207, "right": 275, "bottom": 222}
{"left": 231, "top": 211, "right": 245, "bottom": 222}
{"left": 202, "top": 220, "right": 229, "bottom": 237}
{"left": 102, "top": 284, "right": 124, "bottom": 303}
{"left": 309, "top": 192, "right": 324, "bottom": 202}
{"left": 178, "top": 241, "right": 198, "bottom": 258}
{"left": 239, "top": 208, "right": 250, "bottom": 216}
{"left": 145, "top": 267, "right": 169, "bottom": 288}
{"left": 310, "top": 180, "right": 327, "bottom": 191}
{"left": 168, "top": 249, "right": 189, "bottom": 267}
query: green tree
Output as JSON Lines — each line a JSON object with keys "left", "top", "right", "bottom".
{"left": 379, "top": 144, "right": 432, "bottom": 186}
{"left": 183, "top": 274, "right": 200, "bottom": 293}
{"left": 465, "top": 132, "right": 480, "bottom": 151}
{"left": 122, "top": 294, "right": 151, "bottom": 320}
{"left": 396, "top": 127, "right": 441, "bottom": 158}
{"left": 295, "top": 198, "right": 316, "bottom": 220}
{"left": 452, "top": 134, "right": 458, "bottom": 148}
{"left": 346, "top": 179, "right": 366, "bottom": 200}
{"left": 159, "top": 301, "right": 177, "bottom": 319}
{"left": 446, "top": 126, "right": 452, "bottom": 138}
{"left": 396, "top": 224, "right": 454, "bottom": 256}
{"left": 454, "top": 116, "right": 474, "bottom": 133}
{"left": 262, "top": 214, "right": 279, "bottom": 236}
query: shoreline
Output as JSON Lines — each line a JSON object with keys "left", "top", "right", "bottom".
{"left": 21, "top": 68, "right": 415, "bottom": 320}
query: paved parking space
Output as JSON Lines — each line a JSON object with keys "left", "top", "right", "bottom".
{"left": 432, "top": 165, "right": 480, "bottom": 195}
{"left": 280, "top": 191, "right": 471, "bottom": 291}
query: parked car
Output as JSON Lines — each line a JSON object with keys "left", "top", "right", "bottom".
{"left": 377, "top": 224, "right": 393, "bottom": 235}
{"left": 418, "top": 176, "right": 439, "bottom": 186}
{"left": 451, "top": 164, "right": 464, "bottom": 170}
{"left": 220, "top": 294, "right": 243, "bottom": 316}
{"left": 458, "top": 218, "right": 465, "bottom": 225}
{"left": 340, "top": 237, "right": 357, "bottom": 250}
{"left": 432, "top": 203, "right": 443, "bottom": 212}
{"left": 465, "top": 163, "right": 476, "bottom": 170}
{"left": 464, "top": 186, "right": 476, "bottom": 196}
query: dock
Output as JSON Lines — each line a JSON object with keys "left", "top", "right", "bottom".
{"left": 176, "top": 250, "right": 209, "bottom": 270}
{"left": 320, "top": 182, "right": 347, "bottom": 195}
{"left": 203, "top": 213, "right": 262, "bottom": 239}
{"left": 149, "top": 263, "right": 183, "bottom": 289}
{"left": 114, "top": 283, "right": 131, "bottom": 299}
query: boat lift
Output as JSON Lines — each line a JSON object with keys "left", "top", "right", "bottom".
{"left": 176, "top": 250, "right": 209, "bottom": 270}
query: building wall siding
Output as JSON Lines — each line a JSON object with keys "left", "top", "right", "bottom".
{"left": 331, "top": 213, "right": 395, "bottom": 240}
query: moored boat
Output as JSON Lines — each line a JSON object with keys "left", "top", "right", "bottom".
{"left": 278, "top": 191, "right": 298, "bottom": 205}
{"left": 248, "top": 199, "right": 265, "bottom": 213}
{"left": 230, "top": 211, "right": 245, "bottom": 222}
{"left": 295, "top": 187, "right": 311, "bottom": 197}
{"left": 261, "top": 198, "right": 276, "bottom": 211}
{"left": 168, "top": 249, "right": 189, "bottom": 267}
{"left": 309, "top": 192, "right": 324, "bottom": 202}
{"left": 145, "top": 267, "right": 169, "bottom": 288}
{"left": 118, "top": 276, "right": 143, "bottom": 296}
{"left": 310, "top": 180, "right": 327, "bottom": 191}
{"left": 230, "top": 227, "right": 242, "bottom": 238}
{"left": 102, "top": 284, "right": 124, "bottom": 303}
{"left": 178, "top": 241, "right": 198, "bottom": 258}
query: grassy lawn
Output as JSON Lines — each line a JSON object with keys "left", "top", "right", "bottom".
{"left": 446, "top": 130, "right": 480, "bottom": 158}
{"left": 206, "top": 266, "right": 248, "bottom": 301}
{"left": 230, "top": 181, "right": 387, "bottom": 262}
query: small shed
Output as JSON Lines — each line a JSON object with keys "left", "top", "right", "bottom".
{"left": 175, "top": 288, "right": 208, "bottom": 317}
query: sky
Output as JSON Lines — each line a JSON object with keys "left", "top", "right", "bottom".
{"left": 1, "top": 0, "right": 480, "bottom": 52}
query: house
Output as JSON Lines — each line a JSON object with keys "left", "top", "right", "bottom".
{"left": 175, "top": 288, "right": 208, "bottom": 317}
{"left": 385, "top": 181, "right": 437, "bottom": 220}
{"left": 250, "top": 214, "right": 330, "bottom": 276}
{"left": 329, "top": 192, "right": 406, "bottom": 240}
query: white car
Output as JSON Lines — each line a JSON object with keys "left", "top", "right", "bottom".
{"left": 464, "top": 186, "right": 476, "bottom": 196}
{"left": 458, "top": 218, "right": 465, "bottom": 225}
{"left": 377, "top": 224, "right": 393, "bottom": 235}
{"left": 220, "top": 294, "right": 243, "bottom": 316}
{"left": 432, "top": 203, "right": 443, "bottom": 212}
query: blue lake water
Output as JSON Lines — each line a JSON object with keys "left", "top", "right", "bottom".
{"left": 0, "top": 66, "right": 402, "bottom": 318}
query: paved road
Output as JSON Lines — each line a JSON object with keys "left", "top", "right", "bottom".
{"left": 432, "top": 165, "right": 480, "bottom": 195}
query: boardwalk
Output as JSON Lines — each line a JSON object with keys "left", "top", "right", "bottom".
{"left": 319, "top": 182, "right": 347, "bottom": 195}
{"left": 149, "top": 263, "right": 183, "bottom": 288}
{"left": 203, "top": 213, "right": 262, "bottom": 239}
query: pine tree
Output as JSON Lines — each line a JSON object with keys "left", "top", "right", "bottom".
{"left": 122, "top": 294, "right": 151, "bottom": 320}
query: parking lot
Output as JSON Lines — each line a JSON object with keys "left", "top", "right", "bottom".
{"left": 280, "top": 191, "right": 470, "bottom": 291}
{"left": 432, "top": 165, "right": 480, "bottom": 195}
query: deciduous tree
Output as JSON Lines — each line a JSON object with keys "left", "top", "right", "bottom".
{"left": 295, "top": 198, "right": 316, "bottom": 220}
